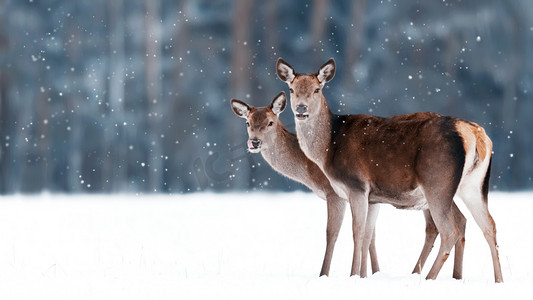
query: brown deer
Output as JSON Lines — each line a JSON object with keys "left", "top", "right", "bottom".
{"left": 230, "top": 92, "right": 380, "bottom": 277}
{"left": 276, "top": 58, "right": 503, "bottom": 283}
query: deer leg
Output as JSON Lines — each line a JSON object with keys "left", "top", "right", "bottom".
{"left": 413, "top": 204, "right": 466, "bottom": 278}
{"left": 458, "top": 185, "right": 503, "bottom": 283}
{"left": 424, "top": 188, "right": 462, "bottom": 280}
{"left": 452, "top": 202, "right": 466, "bottom": 280}
{"left": 349, "top": 190, "right": 368, "bottom": 277}
{"left": 320, "top": 195, "right": 346, "bottom": 276}
{"left": 482, "top": 212, "right": 502, "bottom": 283}
{"left": 360, "top": 203, "right": 380, "bottom": 277}
{"left": 425, "top": 209, "right": 461, "bottom": 280}
{"left": 412, "top": 209, "right": 438, "bottom": 274}
{"left": 369, "top": 225, "right": 380, "bottom": 274}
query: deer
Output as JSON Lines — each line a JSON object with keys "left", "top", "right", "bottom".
{"left": 276, "top": 57, "right": 503, "bottom": 283}
{"left": 230, "top": 92, "right": 381, "bottom": 277}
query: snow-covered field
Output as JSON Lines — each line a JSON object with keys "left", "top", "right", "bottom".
{"left": 0, "top": 192, "right": 531, "bottom": 299}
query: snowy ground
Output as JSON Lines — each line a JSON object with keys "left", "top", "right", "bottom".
{"left": 0, "top": 192, "right": 531, "bottom": 299}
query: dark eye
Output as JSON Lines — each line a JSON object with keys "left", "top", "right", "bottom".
{"left": 268, "top": 121, "right": 273, "bottom": 126}
{"left": 314, "top": 88, "right": 320, "bottom": 93}
{"left": 289, "top": 88, "right": 294, "bottom": 93}
{"left": 246, "top": 122, "right": 250, "bottom": 127}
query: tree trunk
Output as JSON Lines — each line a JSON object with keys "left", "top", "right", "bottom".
{"left": 344, "top": 0, "right": 366, "bottom": 84}
{"left": 231, "top": 0, "right": 254, "bottom": 190}
{"left": 312, "top": 0, "right": 329, "bottom": 65}
{"left": 144, "top": 0, "right": 164, "bottom": 192}
{"left": 107, "top": 0, "right": 127, "bottom": 192}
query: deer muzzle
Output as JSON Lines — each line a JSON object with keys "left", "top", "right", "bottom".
{"left": 295, "top": 105, "right": 309, "bottom": 120}
{"left": 247, "top": 138, "right": 262, "bottom": 153}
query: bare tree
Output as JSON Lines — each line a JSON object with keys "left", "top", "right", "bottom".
{"left": 264, "top": 1, "right": 278, "bottom": 58}
{"left": 344, "top": 0, "right": 366, "bottom": 83}
{"left": 311, "top": 0, "right": 329, "bottom": 65}
{"left": 231, "top": 0, "right": 254, "bottom": 98}
{"left": 144, "top": 0, "right": 164, "bottom": 192}
{"left": 106, "top": 0, "right": 127, "bottom": 191}
{"left": 230, "top": 0, "right": 254, "bottom": 189}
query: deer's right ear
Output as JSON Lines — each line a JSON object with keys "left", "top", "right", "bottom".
{"left": 276, "top": 58, "right": 295, "bottom": 83}
{"left": 230, "top": 99, "right": 250, "bottom": 118}
{"left": 270, "top": 92, "right": 286, "bottom": 115}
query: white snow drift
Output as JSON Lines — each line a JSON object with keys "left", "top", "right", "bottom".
{"left": 0, "top": 192, "right": 530, "bottom": 299}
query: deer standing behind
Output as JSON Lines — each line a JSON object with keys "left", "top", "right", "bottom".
{"left": 276, "top": 58, "right": 503, "bottom": 283}
{"left": 231, "top": 92, "right": 380, "bottom": 276}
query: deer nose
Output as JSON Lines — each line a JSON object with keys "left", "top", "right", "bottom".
{"left": 295, "top": 105, "right": 307, "bottom": 114}
{"left": 251, "top": 139, "right": 261, "bottom": 149}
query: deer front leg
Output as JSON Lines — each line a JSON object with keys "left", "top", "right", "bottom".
{"left": 360, "top": 203, "right": 380, "bottom": 277}
{"left": 320, "top": 195, "right": 346, "bottom": 276}
{"left": 349, "top": 190, "right": 369, "bottom": 277}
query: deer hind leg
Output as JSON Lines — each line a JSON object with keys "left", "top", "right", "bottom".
{"left": 412, "top": 209, "right": 438, "bottom": 274}
{"left": 423, "top": 185, "right": 462, "bottom": 281}
{"left": 360, "top": 203, "right": 380, "bottom": 277}
{"left": 452, "top": 202, "right": 466, "bottom": 280}
{"left": 320, "top": 195, "right": 346, "bottom": 276}
{"left": 457, "top": 181, "right": 503, "bottom": 283}
{"left": 413, "top": 204, "right": 465, "bottom": 279}
{"left": 369, "top": 226, "right": 380, "bottom": 274}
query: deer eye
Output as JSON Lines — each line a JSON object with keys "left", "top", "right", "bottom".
{"left": 268, "top": 121, "right": 273, "bottom": 126}
{"left": 289, "top": 88, "right": 294, "bottom": 93}
{"left": 246, "top": 122, "right": 250, "bottom": 127}
{"left": 314, "top": 88, "right": 320, "bottom": 93}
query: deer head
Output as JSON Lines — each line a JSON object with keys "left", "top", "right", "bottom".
{"left": 230, "top": 92, "right": 287, "bottom": 153}
{"left": 276, "top": 58, "right": 335, "bottom": 121}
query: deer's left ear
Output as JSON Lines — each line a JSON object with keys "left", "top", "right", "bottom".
{"left": 270, "top": 92, "right": 286, "bottom": 115}
{"left": 317, "top": 58, "right": 335, "bottom": 85}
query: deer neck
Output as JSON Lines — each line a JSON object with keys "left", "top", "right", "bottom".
{"left": 259, "top": 119, "right": 333, "bottom": 200}
{"left": 260, "top": 122, "right": 301, "bottom": 170}
{"left": 294, "top": 97, "right": 332, "bottom": 169}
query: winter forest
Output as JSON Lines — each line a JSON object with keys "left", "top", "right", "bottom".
{"left": 1, "top": 0, "right": 532, "bottom": 194}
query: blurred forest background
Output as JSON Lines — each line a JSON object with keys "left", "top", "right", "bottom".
{"left": 0, "top": 0, "right": 532, "bottom": 194}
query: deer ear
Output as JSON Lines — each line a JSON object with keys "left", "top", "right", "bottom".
{"left": 317, "top": 58, "right": 335, "bottom": 84}
{"left": 270, "top": 92, "right": 286, "bottom": 115}
{"left": 276, "top": 58, "right": 295, "bottom": 83}
{"left": 230, "top": 99, "right": 250, "bottom": 118}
